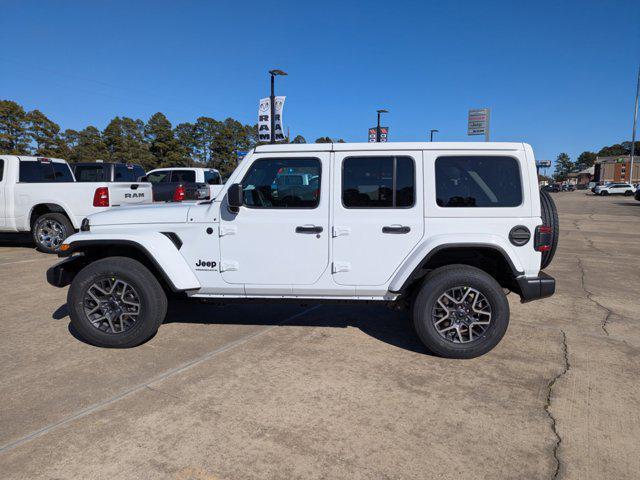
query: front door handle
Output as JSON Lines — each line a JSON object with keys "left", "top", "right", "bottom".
{"left": 296, "top": 225, "right": 323, "bottom": 234}
{"left": 382, "top": 225, "right": 411, "bottom": 234}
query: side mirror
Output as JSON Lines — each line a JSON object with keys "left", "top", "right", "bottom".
{"left": 227, "top": 183, "right": 243, "bottom": 208}
{"left": 137, "top": 175, "right": 148, "bottom": 182}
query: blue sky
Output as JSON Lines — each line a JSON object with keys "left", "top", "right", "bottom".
{"left": 1, "top": 0, "right": 639, "bottom": 165}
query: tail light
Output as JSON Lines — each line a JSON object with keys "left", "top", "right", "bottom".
{"left": 173, "top": 185, "right": 186, "bottom": 202}
{"left": 93, "top": 187, "right": 110, "bottom": 207}
{"left": 535, "top": 225, "right": 553, "bottom": 252}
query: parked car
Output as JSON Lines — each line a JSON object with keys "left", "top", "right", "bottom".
{"left": 0, "top": 155, "right": 152, "bottom": 252}
{"left": 635, "top": 188, "right": 640, "bottom": 202}
{"left": 562, "top": 184, "right": 575, "bottom": 192}
{"left": 593, "top": 183, "right": 635, "bottom": 196}
{"left": 542, "top": 184, "right": 560, "bottom": 193}
{"left": 146, "top": 167, "right": 222, "bottom": 202}
{"left": 72, "top": 161, "right": 146, "bottom": 183}
{"left": 48, "top": 142, "right": 557, "bottom": 359}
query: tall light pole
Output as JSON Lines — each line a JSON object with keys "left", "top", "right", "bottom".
{"left": 629, "top": 65, "right": 639, "bottom": 184}
{"left": 430, "top": 129, "right": 439, "bottom": 142}
{"left": 268, "top": 69, "right": 287, "bottom": 144}
{"left": 376, "top": 109, "right": 388, "bottom": 142}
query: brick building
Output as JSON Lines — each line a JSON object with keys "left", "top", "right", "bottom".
{"left": 593, "top": 155, "right": 640, "bottom": 184}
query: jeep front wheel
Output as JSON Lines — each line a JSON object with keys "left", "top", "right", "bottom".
{"left": 67, "top": 257, "right": 167, "bottom": 348}
{"left": 412, "top": 265, "right": 509, "bottom": 359}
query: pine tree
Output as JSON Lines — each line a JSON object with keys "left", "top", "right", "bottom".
{"left": 0, "top": 100, "right": 30, "bottom": 154}
{"left": 145, "top": 112, "right": 188, "bottom": 167}
{"left": 26, "top": 109, "right": 64, "bottom": 156}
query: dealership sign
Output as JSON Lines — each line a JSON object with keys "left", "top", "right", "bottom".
{"left": 536, "top": 160, "right": 552, "bottom": 168}
{"left": 368, "top": 127, "right": 389, "bottom": 142}
{"left": 258, "top": 96, "right": 286, "bottom": 142}
{"left": 468, "top": 108, "right": 490, "bottom": 137}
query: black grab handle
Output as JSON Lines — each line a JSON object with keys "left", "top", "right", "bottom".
{"left": 382, "top": 226, "right": 411, "bottom": 234}
{"left": 296, "top": 226, "right": 323, "bottom": 234}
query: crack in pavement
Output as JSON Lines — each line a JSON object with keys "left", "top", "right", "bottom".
{"left": 544, "top": 330, "right": 570, "bottom": 480}
{"left": 576, "top": 257, "right": 612, "bottom": 335}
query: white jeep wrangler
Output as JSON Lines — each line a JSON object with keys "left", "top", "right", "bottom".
{"left": 47, "top": 142, "right": 557, "bottom": 358}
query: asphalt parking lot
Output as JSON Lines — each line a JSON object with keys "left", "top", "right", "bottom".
{"left": 1, "top": 191, "right": 639, "bottom": 480}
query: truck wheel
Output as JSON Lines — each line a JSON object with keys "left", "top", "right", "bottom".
{"left": 33, "top": 212, "right": 73, "bottom": 253}
{"left": 539, "top": 190, "right": 559, "bottom": 269}
{"left": 412, "top": 265, "right": 509, "bottom": 359}
{"left": 67, "top": 257, "right": 168, "bottom": 348}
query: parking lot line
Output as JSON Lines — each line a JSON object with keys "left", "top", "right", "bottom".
{"left": 0, "top": 304, "right": 321, "bottom": 454}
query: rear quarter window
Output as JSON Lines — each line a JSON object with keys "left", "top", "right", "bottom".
{"left": 435, "top": 156, "right": 522, "bottom": 207}
{"left": 19, "top": 161, "right": 55, "bottom": 182}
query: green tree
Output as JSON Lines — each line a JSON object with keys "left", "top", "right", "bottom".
{"left": 103, "top": 116, "right": 156, "bottom": 168}
{"left": 553, "top": 152, "right": 574, "bottom": 181}
{"left": 26, "top": 109, "right": 64, "bottom": 156}
{"left": 291, "top": 135, "right": 306, "bottom": 144}
{"left": 315, "top": 136, "right": 333, "bottom": 143}
{"left": 69, "top": 126, "right": 109, "bottom": 162}
{"left": 209, "top": 118, "right": 255, "bottom": 176}
{"left": 598, "top": 144, "right": 627, "bottom": 157}
{"left": 145, "top": 112, "right": 187, "bottom": 167}
{"left": 193, "top": 117, "right": 219, "bottom": 164}
{"left": 575, "top": 151, "right": 596, "bottom": 171}
{"left": 0, "top": 100, "right": 30, "bottom": 154}
{"left": 175, "top": 122, "right": 198, "bottom": 163}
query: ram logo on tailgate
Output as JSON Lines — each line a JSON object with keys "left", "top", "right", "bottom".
{"left": 124, "top": 193, "right": 145, "bottom": 199}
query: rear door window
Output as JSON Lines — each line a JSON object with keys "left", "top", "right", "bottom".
{"left": 74, "top": 165, "right": 106, "bottom": 182}
{"left": 19, "top": 160, "right": 55, "bottom": 182}
{"left": 435, "top": 156, "right": 522, "bottom": 207}
{"left": 147, "top": 171, "right": 171, "bottom": 184}
{"left": 0, "top": 159, "right": 4, "bottom": 181}
{"left": 342, "top": 156, "right": 415, "bottom": 208}
{"left": 170, "top": 170, "right": 196, "bottom": 183}
{"left": 114, "top": 164, "right": 144, "bottom": 182}
{"left": 52, "top": 162, "right": 74, "bottom": 182}
{"left": 204, "top": 170, "right": 221, "bottom": 185}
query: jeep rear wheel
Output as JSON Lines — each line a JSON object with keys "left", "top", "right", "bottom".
{"left": 68, "top": 257, "right": 167, "bottom": 348}
{"left": 412, "top": 265, "right": 509, "bottom": 359}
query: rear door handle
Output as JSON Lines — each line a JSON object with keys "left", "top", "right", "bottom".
{"left": 296, "top": 225, "right": 323, "bottom": 234}
{"left": 382, "top": 225, "right": 411, "bottom": 234}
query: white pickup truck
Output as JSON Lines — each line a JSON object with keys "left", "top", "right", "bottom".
{"left": 0, "top": 155, "right": 152, "bottom": 252}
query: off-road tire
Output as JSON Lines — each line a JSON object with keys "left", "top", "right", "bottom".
{"left": 67, "top": 257, "right": 167, "bottom": 348}
{"left": 32, "top": 212, "right": 73, "bottom": 254}
{"left": 539, "top": 189, "right": 559, "bottom": 269}
{"left": 412, "top": 265, "right": 510, "bottom": 359}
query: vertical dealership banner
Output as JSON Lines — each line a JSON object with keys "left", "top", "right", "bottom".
{"left": 258, "top": 96, "right": 286, "bottom": 142}
{"left": 368, "top": 127, "right": 389, "bottom": 142}
{"left": 467, "top": 108, "right": 490, "bottom": 139}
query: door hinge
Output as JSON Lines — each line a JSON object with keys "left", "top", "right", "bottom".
{"left": 220, "top": 260, "right": 239, "bottom": 272}
{"left": 219, "top": 225, "right": 237, "bottom": 237}
{"left": 332, "top": 261, "right": 351, "bottom": 273}
{"left": 332, "top": 226, "right": 350, "bottom": 237}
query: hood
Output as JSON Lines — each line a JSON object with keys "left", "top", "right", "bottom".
{"left": 88, "top": 203, "right": 191, "bottom": 226}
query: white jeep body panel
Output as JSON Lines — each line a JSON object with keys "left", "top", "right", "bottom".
{"left": 0, "top": 155, "right": 152, "bottom": 232}
{"left": 59, "top": 142, "right": 544, "bottom": 300}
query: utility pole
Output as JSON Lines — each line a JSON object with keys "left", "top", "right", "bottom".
{"left": 376, "top": 109, "right": 388, "bottom": 142}
{"left": 629, "top": 65, "right": 639, "bottom": 184}
{"left": 268, "top": 69, "right": 287, "bottom": 144}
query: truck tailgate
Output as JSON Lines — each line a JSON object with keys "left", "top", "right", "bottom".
{"left": 108, "top": 183, "right": 153, "bottom": 206}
